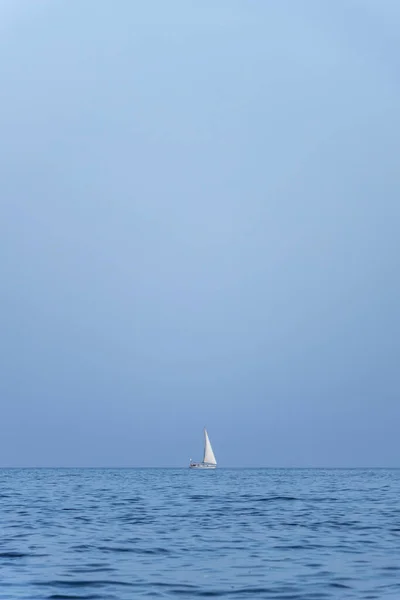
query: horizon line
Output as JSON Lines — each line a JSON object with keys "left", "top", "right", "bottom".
{"left": 0, "top": 466, "right": 399, "bottom": 470}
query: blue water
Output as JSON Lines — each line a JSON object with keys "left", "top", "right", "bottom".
{"left": 0, "top": 469, "right": 399, "bottom": 599}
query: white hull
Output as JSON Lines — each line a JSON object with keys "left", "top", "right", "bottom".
{"left": 189, "top": 462, "right": 216, "bottom": 469}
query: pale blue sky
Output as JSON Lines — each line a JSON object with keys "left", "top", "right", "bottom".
{"left": 1, "top": 0, "right": 399, "bottom": 467}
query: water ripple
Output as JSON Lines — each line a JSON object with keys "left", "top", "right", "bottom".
{"left": 0, "top": 468, "right": 399, "bottom": 599}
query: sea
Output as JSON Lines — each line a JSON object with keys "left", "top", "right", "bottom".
{"left": 0, "top": 468, "right": 399, "bottom": 599}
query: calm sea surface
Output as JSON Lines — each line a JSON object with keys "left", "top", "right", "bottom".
{"left": 0, "top": 468, "right": 399, "bottom": 599}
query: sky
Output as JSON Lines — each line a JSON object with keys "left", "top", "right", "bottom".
{"left": 0, "top": 0, "right": 399, "bottom": 467}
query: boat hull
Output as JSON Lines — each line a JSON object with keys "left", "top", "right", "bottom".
{"left": 189, "top": 462, "right": 216, "bottom": 469}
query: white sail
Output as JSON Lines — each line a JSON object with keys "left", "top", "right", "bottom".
{"left": 203, "top": 428, "right": 217, "bottom": 465}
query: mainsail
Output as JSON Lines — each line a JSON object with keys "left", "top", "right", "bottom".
{"left": 203, "top": 428, "right": 217, "bottom": 465}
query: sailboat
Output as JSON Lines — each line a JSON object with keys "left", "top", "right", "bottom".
{"left": 189, "top": 428, "right": 217, "bottom": 469}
